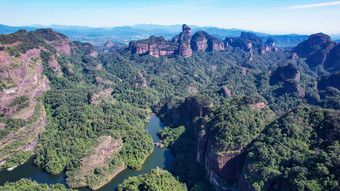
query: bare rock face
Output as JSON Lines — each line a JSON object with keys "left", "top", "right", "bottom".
{"left": 0, "top": 49, "right": 50, "bottom": 118}
{"left": 129, "top": 36, "right": 178, "bottom": 58}
{"left": 178, "top": 42, "right": 192, "bottom": 58}
{"left": 191, "top": 31, "right": 209, "bottom": 51}
{"left": 191, "top": 30, "right": 224, "bottom": 52}
{"left": 224, "top": 37, "right": 233, "bottom": 48}
{"left": 129, "top": 42, "right": 149, "bottom": 54}
{"left": 173, "top": 24, "right": 193, "bottom": 57}
{"left": 224, "top": 32, "right": 273, "bottom": 60}
{"left": 204, "top": 147, "right": 247, "bottom": 184}
{"left": 292, "top": 52, "right": 298, "bottom": 60}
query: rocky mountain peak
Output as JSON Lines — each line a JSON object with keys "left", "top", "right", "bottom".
{"left": 191, "top": 30, "right": 224, "bottom": 51}
{"left": 306, "top": 33, "right": 332, "bottom": 46}
{"left": 182, "top": 24, "right": 191, "bottom": 34}
{"left": 294, "top": 33, "right": 335, "bottom": 58}
{"left": 293, "top": 33, "right": 338, "bottom": 71}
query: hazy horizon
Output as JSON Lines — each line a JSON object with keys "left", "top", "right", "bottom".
{"left": 1, "top": 0, "right": 340, "bottom": 34}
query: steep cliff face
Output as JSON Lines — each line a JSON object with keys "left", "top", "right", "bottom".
{"left": 0, "top": 29, "right": 97, "bottom": 169}
{"left": 129, "top": 36, "right": 178, "bottom": 57}
{"left": 0, "top": 30, "right": 61, "bottom": 168}
{"left": 191, "top": 30, "right": 224, "bottom": 52}
{"left": 129, "top": 24, "right": 227, "bottom": 58}
{"left": 172, "top": 24, "right": 193, "bottom": 58}
{"left": 196, "top": 96, "right": 275, "bottom": 186}
{"left": 224, "top": 32, "right": 276, "bottom": 60}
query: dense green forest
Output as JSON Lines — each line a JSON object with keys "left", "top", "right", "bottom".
{"left": 0, "top": 28, "right": 339, "bottom": 191}
{"left": 0, "top": 178, "right": 72, "bottom": 191}
{"left": 34, "top": 37, "right": 154, "bottom": 178}
{"left": 118, "top": 169, "right": 187, "bottom": 191}
{"left": 243, "top": 106, "right": 339, "bottom": 191}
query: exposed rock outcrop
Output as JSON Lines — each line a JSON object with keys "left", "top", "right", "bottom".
{"left": 0, "top": 28, "right": 98, "bottom": 168}
{"left": 196, "top": 97, "right": 275, "bottom": 187}
{"left": 129, "top": 24, "right": 228, "bottom": 58}
{"left": 66, "top": 136, "right": 124, "bottom": 190}
{"left": 293, "top": 33, "right": 338, "bottom": 69}
{"left": 172, "top": 24, "right": 193, "bottom": 57}
{"left": 129, "top": 36, "right": 178, "bottom": 58}
{"left": 191, "top": 31, "right": 224, "bottom": 52}
{"left": 224, "top": 32, "right": 277, "bottom": 60}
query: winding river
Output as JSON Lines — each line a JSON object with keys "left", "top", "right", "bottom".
{"left": 0, "top": 114, "right": 173, "bottom": 190}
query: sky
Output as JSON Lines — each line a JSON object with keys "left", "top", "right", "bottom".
{"left": 1, "top": 0, "right": 340, "bottom": 35}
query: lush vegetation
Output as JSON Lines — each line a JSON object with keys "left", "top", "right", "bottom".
{"left": 118, "top": 169, "right": 187, "bottom": 191}
{"left": 66, "top": 136, "right": 125, "bottom": 189}
{"left": 207, "top": 96, "right": 275, "bottom": 154}
{"left": 0, "top": 178, "right": 72, "bottom": 191}
{"left": 1, "top": 29, "right": 339, "bottom": 191}
{"left": 0, "top": 117, "right": 25, "bottom": 139}
{"left": 34, "top": 43, "right": 154, "bottom": 176}
{"left": 158, "top": 126, "right": 185, "bottom": 147}
{"left": 243, "top": 106, "right": 340, "bottom": 191}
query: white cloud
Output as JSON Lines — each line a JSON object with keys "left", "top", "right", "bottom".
{"left": 287, "top": 1, "right": 340, "bottom": 9}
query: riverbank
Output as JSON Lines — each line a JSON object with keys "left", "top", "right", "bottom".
{"left": 135, "top": 152, "right": 153, "bottom": 172}
{"left": 91, "top": 164, "right": 126, "bottom": 190}
{"left": 0, "top": 114, "right": 173, "bottom": 191}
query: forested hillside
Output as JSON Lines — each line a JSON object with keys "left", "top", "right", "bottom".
{"left": 0, "top": 25, "right": 339, "bottom": 190}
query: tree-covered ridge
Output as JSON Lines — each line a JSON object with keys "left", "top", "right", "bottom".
{"left": 207, "top": 96, "right": 275, "bottom": 154}
{"left": 35, "top": 50, "right": 154, "bottom": 176}
{"left": 0, "top": 178, "right": 73, "bottom": 191}
{"left": 0, "top": 29, "right": 68, "bottom": 57}
{"left": 0, "top": 28, "right": 154, "bottom": 188}
{"left": 66, "top": 136, "right": 125, "bottom": 190}
{"left": 118, "top": 169, "right": 187, "bottom": 191}
{"left": 243, "top": 106, "right": 340, "bottom": 191}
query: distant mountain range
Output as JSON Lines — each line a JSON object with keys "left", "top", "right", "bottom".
{"left": 1, "top": 24, "right": 339, "bottom": 47}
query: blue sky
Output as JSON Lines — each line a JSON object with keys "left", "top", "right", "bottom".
{"left": 1, "top": 0, "right": 340, "bottom": 34}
